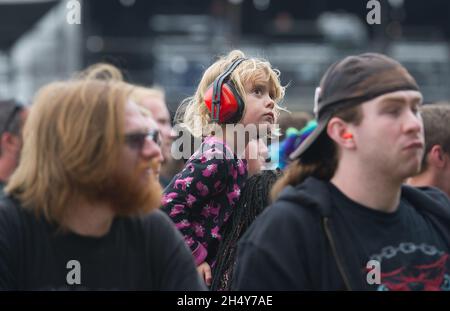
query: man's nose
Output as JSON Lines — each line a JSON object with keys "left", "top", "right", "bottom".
{"left": 404, "top": 110, "right": 423, "bottom": 135}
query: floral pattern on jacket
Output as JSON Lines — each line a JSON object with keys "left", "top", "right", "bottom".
{"left": 161, "top": 136, "right": 247, "bottom": 266}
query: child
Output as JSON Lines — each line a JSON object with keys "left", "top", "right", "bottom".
{"left": 162, "top": 50, "right": 285, "bottom": 286}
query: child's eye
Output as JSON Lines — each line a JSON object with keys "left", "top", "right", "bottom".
{"left": 253, "top": 87, "right": 264, "bottom": 96}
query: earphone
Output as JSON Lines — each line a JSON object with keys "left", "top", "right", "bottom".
{"left": 204, "top": 58, "right": 247, "bottom": 124}
{"left": 342, "top": 133, "right": 353, "bottom": 139}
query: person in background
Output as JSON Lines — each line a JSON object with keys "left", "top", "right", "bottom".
{"left": 131, "top": 86, "right": 178, "bottom": 187}
{"left": 408, "top": 103, "right": 450, "bottom": 198}
{"left": 277, "top": 120, "right": 317, "bottom": 169}
{"left": 245, "top": 138, "right": 270, "bottom": 176}
{"left": 268, "top": 111, "right": 312, "bottom": 169}
{"left": 0, "top": 99, "right": 28, "bottom": 198}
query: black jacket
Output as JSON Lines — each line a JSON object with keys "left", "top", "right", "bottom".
{"left": 0, "top": 181, "right": 5, "bottom": 200}
{"left": 233, "top": 177, "right": 450, "bottom": 290}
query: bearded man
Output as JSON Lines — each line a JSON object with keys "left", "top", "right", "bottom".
{"left": 0, "top": 74, "right": 205, "bottom": 290}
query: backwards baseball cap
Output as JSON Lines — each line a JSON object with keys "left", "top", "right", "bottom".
{"left": 289, "top": 53, "right": 420, "bottom": 160}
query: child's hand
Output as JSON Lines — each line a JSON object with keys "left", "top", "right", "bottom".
{"left": 197, "top": 262, "right": 212, "bottom": 286}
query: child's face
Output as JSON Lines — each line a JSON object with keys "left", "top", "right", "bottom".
{"left": 240, "top": 79, "right": 276, "bottom": 127}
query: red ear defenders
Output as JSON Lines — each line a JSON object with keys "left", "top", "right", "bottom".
{"left": 204, "top": 58, "right": 247, "bottom": 124}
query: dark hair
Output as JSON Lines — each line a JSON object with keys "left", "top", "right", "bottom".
{"left": 0, "top": 99, "right": 23, "bottom": 135}
{"left": 0, "top": 99, "right": 25, "bottom": 155}
{"left": 271, "top": 104, "right": 363, "bottom": 201}
{"left": 211, "top": 170, "right": 282, "bottom": 291}
{"left": 419, "top": 103, "right": 450, "bottom": 171}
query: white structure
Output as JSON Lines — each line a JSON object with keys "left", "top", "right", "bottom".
{"left": 10, "top": 0, "right": 82, "bottom": 103}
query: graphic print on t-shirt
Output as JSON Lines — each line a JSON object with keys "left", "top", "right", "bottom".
{"left": 365, "top": 242, "right": 450, "bottom": 291}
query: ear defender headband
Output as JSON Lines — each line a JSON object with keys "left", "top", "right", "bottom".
{"left": 204, "top": 57, "right": 247, "bottom": 124}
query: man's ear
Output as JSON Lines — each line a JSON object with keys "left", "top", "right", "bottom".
{"left": 428, "top": 145, "right": 446, "bottom": 169}
{"left": 326, "top": 117, "right": 355, "bottom": 150}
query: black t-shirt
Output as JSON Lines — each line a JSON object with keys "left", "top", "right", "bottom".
{"left": 0, "top": 198, "right": 206, "bottom": 290}
{"left": 329, "top": 183, "right": 450, "bottom": 291}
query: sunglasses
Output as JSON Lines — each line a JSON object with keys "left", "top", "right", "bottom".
{"left": 124, "top": 129, "right": 161, "bottom": 150}
{"left": 1, "top": 104, "right": 24, "bottom": 136}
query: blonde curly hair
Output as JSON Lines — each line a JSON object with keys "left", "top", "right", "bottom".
{"left": 176, "top": 50, "right": 286, "bottom": 138}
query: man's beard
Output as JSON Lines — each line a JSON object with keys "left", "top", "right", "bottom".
{"left": 97, "top": 159, "right": 163, "bottom": 216}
